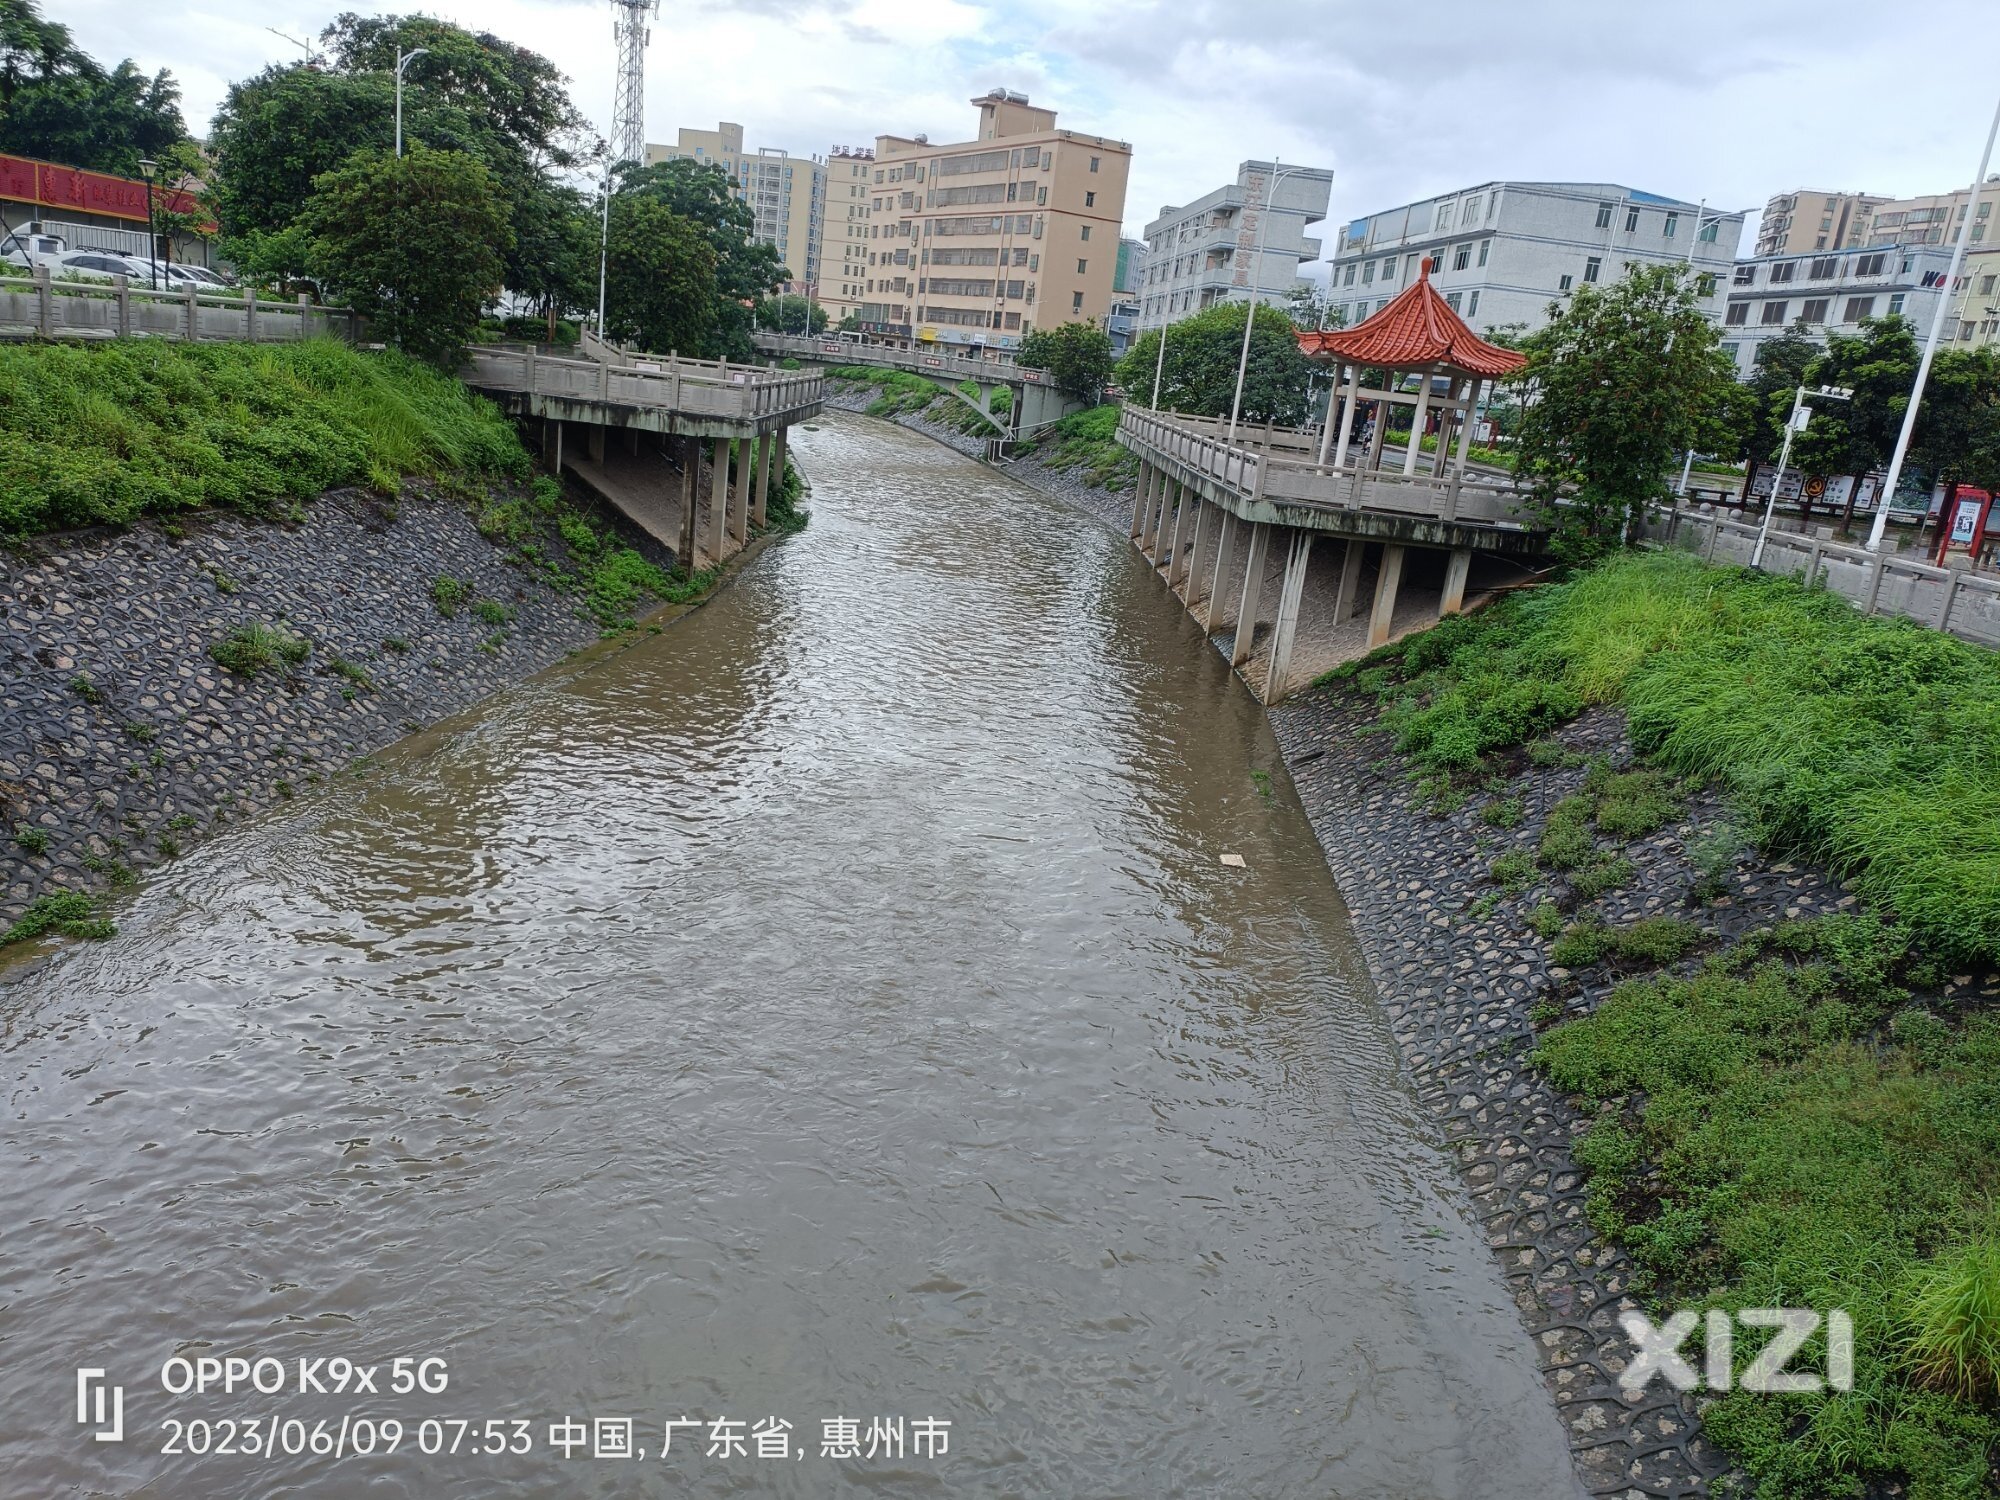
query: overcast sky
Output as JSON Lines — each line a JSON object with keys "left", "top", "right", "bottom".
{"left": 59, "top": 0, "right": 2000, "bottom": 260}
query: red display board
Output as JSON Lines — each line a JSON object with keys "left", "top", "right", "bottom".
{"left": 0, "top": 153, "right": 200, "bottom": 223}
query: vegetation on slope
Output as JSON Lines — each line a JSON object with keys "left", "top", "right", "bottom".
{"left": 0, "top": 339, "right": 525, "bottom": 537}
{"left": 1327, "top": 548, "right": 2000, "bottom": 1498}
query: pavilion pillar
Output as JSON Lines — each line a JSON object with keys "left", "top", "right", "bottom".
{"left": 1366, "top": 399, "right": 1389, "bottom": 470}
{"left": 1432, "top": 378, "right": 1463, "bottom": 477}
{"left": 1231, "top": 522, "right": 1272, "bottom": 668}
{"left": 1203, "top": 511, "right": 1237, "bottom": 632}
{"left": 753, "top": 431, "right": 774, "bottom": 528}
{"left": 1403, "top": 370, "right": 1433, "bottom": 475}
{"left": 708, "top": 435, "right": 731, "bottom": 560}
{"left": 1367, "top": 543, "right": 1406, "bottom": 650}
{"left": 1326, "top": 366, "right": 1361, "bottom": 473}
{"left": 1315, "top": 363, "right": 1350, "bottom": 464}
{"left": 1441, "top": 546, "right": 1472, "bottom": 617}
{"left": 1333, "top": 539, "right": 1365, "bottom": 625}
{"left": 1454, "top": 378, "right": 1486, "bottom": 473}
{"left": 1263, "top": 529, "right": 1315, "bottom": 704}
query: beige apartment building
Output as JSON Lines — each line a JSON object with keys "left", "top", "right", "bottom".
{"left": 647, "top": 123, "right": 827, "bottom": 295}
{"left": 839, "top": 89, "right": 1132, "bottom": 352}
{"left": 821, "top": 146, "right": 877, "bottom": 324}
{"left": 1758, "top": 177, "right": 2000, "bottom": 257}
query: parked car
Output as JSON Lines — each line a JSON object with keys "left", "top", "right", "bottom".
{"left": 1, "top": 229, "right": 67, "bottom": 270}
{"left": 51, "top": 249, "right": 150, "bottom": 281}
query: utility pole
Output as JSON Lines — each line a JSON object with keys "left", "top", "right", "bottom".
{"left": 1866, "top": 90, "right": 2000, "bottom": 552}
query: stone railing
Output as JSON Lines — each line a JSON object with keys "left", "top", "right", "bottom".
{"left": 461, "top": 346, "right": 823, "bottom": 424}
{"left": 0, "top": 266, "right": 361, "bottom": 343}
{"left": 1660, "top": 507, "right": 2000, "bottom": 647}
{"left": 752, "top": 331, "right": 1055, "bottom": 387}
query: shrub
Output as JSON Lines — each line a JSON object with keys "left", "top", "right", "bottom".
{"left": 1482, "top": 796, "right": 1525, "bottom": 829}
{"left": 210, "top": 621, "right": 310, "bottom": 677}
{"left": 2, "top": 890, "right": 115, "bottom": 946}
{"left": 1901, "top": 1232, "right": 2000, "bottom": 1401}
{"left": 431, "top": 576, "right": 471, "bottom": 618}
{"left": 13, "top": 825, "right": 51, "bottom": 855}
{"left": 1490, "top": 849, "right": 1536, "bottom": 891}
{"left": 1538, "top": 795, "right": 1595, "bottom": 869}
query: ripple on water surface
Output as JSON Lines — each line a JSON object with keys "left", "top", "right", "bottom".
{"left": 0, "top": 414, "right": 1578, "bottom": 1498}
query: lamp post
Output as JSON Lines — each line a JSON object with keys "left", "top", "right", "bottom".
{"left": 1752, "top": 383, "right": 1851, "bottom": 568}
{"left": 1150, "top": 306, "right": 1170, "bottom": 409}
{"left": 1227, "top": 160, "right": 1305, "bottom": 442}
{"left": 135, "top": 158, "right": 160, "bottom": 290}
{"left": 1673, "top": 201, "right": 1751, "bottom": 498}
{"left": 395, "top": 47, "right": 429, "bottom": 158}
{"left": 1866, "top": 90, "right": 2000, "bottom": 553}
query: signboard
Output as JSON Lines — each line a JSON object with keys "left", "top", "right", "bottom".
{"left": 0, "top": 153, "right": 200, "bottom": 223}
{"left": 1749, "top": 464, "right": 1805, "bottom": 502}
{"left": 1941, "top": 487, "right": 1994, "bottom": 560}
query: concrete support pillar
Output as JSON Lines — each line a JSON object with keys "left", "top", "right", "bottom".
{"left": 753, "top": 431, "right": 774, "bottom": 529}
{"left": 1159, "top": 480, "right": 1186, "bottom": 571}
{"left": 1179, "top": 497, "right": 1211, "bottom": 601}
{"left": 553, "top": 421, "right": 564, "bottom": 476}
{"left": 1131, "top": 461, "right": 1154, "bottom": 540}
{"left": 1333, "top": 539, "right": 1365, "bottom": 624}
{"left": 1203, "top": 511, "right": 1237, "bottom": 632}
{"left": 678, "top": 436, "right": 700, "bottom": 568}
{"left": 770, "top": 426, "right": 788, "bottom": 522}
{"left": 1367, "top": 543, "right": 1406, "bottom": 650}
{"left": 1264, "top": 529, "right": 1315, "bottom": 704}
{"left": 1230, "top": 522, "right": 1271, "bottom": 667}
{"left": 1440, "top": 546, "right": 1472, "bottom": 616}
{"left": 587, "top": 422, "right": 606, "bottom": 464}
{"left": 708, "top": 435, "right": 731, "bottom": 560}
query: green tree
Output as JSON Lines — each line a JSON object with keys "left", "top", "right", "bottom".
{"left": 1914, "top": 344, "right": 2000, "bottom": 495}
{"left": 603, "top": 194, "right": 718, "bottom": 357}
{"left": 1285, "top": 282, "right": 1328, "bottom": 330}
{"left": 615, "top": 158, "right": 786, "bottom": 359}
{"left": 1732, "top": 322, "right": 1819, "bottom": 468}
{"left": 1509, "top": 261, "right": 1735, "bottom": 561}
{"left": 1018, "top": 320, "right": 1115, "bottom": 403}
{"left": 1790, "top": 315, "right": 1920, "bottom": 480}
{"left": 1114, "top": 302, "right": 1314, "bottom": 424}
{"left": 0, "top": 0, "right": 187, "bottom": 173}
{"left": 300, "top": 146, "right": 510, "bottom": 367}
{"left": 755, "top": 293, "right": 826, "bottom": 335}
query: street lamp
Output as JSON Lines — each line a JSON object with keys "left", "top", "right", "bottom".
{"left": 1150, "top": 304, "right": 1170, "bottom": 409}
{"left": 135, "top": 157, "right": 160, "bottom": 290}
{"left": 395, "top": 47, "right": 429, "bottom": 158}
{"left": 1752, "top": 383, "right": 1851, "bottom": 568}
{"left": 1227, "top": 160, "right": 1308, "bottom": 442}
{"left": 1866, "top": 89, "right": 2000, "bottom": 553}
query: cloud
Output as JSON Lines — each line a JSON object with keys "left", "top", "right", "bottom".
{"left": 55, "top": 0, "right": 1999, "bottom": 255}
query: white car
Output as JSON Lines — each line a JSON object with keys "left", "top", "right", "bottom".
{"left": 51, "top": 249, "right": 150, "bottom": 281}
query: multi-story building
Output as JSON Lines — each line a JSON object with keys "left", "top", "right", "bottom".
{"left": 1720, "top": 242, "right": 1957, "bottom": 375}
{"left": 647, "top": 123, "right": 827, "bottom": 295}
{"left": 1326, "top": 182, "right": 1744, "bottom": 338}
{"left": 1114, "top": 235, "right": 1148, "bottom": 295}
{"left": 1137, "top": 161, "right": 1332, "bottom": 331}
{"left": 822, "top": 145, "right": 877, "bottom": 324}
{"left": 1946, "top": 245, "right": 2000, "bottom": 350}
{"left": 1754, "top": 189, "right": 1890, "bottom": 256}
{"left": 847, "top": 89, "right": 1132, "bottom": 351}
{"left": 1864, "top": 179, "right": 2000, "bottom": 249}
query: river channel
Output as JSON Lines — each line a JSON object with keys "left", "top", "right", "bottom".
{"left": 1, "top": 413, "right": 1577, "bottom": 1498}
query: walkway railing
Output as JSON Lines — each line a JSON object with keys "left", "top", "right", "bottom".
{"left": 751, "top": 331, "right": 1055, "bottom": 387}
{"left": 0, "top": 266, "right": 361, "bottom": 343}
{"left": 461, "top": 346, "right": 823, "bottom": 424}
{"left": 1661, "top": 507, "right": 2000, "bottom": 647}
{"left": 1118, "top": 406, "right": 1529, "bottom": 531}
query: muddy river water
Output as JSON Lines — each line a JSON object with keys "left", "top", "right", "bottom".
{"left": 1, "top": 413, "right": 1577, "bottom": 1497}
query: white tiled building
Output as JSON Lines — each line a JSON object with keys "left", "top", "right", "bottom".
{"left": 1720, "top": 243, "right": 1958, "bottom": 375}
{"left": 1326, "top": 182, "right": 1744, "bottom": 337}
{"left": 1138, "top": 161, "right": 1332, "bottom": 331}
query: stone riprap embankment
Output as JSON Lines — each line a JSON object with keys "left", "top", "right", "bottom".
{"left": 1264, "top": 693, "right": 1872, "bottom": 1497}
{"left": 819, "top": 380, "right": 989, "bottom": 458}
{"left": 1, "top": 487, "right": 606, "bottom": 929}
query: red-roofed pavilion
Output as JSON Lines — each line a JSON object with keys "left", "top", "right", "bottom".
{"left": 1297, "top": 258, "right": 1525, "bottom": 481}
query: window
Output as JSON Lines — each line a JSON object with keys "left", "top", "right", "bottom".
{"left": 1594, "top": 201, "right": 1613, "bottom": 229}
{"left": 1478, "top": 239, "right": 1491, "bottom": 266}
{"left": 1464, "top": 195, "right": 1481, "bottom": 222}
{"left": 1081, "top": 225, "right": 1092, "bottom": 242}
{"left": 1844, "top": 296, "right": 1875, "bottom": 322}
{"left": 1452, "top": 242, "right": 1472, "bottom": 271}
{"left": 1889, "top": 292, "right": 1905, "bottom": 315}
{"left": 1088, "top": 156, "right": 1100, "bottom": 172}
{"left": 1558, "top": 273, "right": 1574, "bottom": 291}
{"left": 1699, "top": 220, "right": 1720, "bottom": 243}
{"left": 1071, "top": 290, "right": 1084, "bottom": 312}
{"left": 1982, "top": 274, "right": 1998, "bottom": 295}
{"left": 1077, "top": 258, "right": 1087, "bottom": 273}
{"left": 1769, "top": 261, "right": 1796, "bottom": 283}
{"left": 1856, "top": 253, "right": 1887, "bottom": 276}
{"left": 1467, "top": 288, "right": 1480, "bottom": 316}
{"left": 1037, "top": 186, "right": 1047, "bottom": 205}
{"left": 1361, "top": 262, "right": 1375, "bottom": 285}
{"left": 1084, "top": 191, "right": 1095, "bottom": 208}
{"left": 1725, "top": 302, "right": 1749, "bottom": 326}
{"left": 1625, "top": 206, "right": 1641, "bottom": 232}
{"left": 1343, "top": 263, "right": 1356, "bottom": 286}
{"left": 1381, "top": 256, "right": 1397, "bottom": 280}
{"left": 1663, "top": 212, "right": 1678, "bottom": 237}
{"left": 1800, "top": 298, "right": 1829, "bottom": 323}
{"left": 1584, "top": 256, "right": 1603, "bottom": 283}
{"left": 1696, "top": 273, "right": 1717, "bottom": 296}
{"left": 1761, "top": 301, "right": 1789, "bottom": 324}
{"left": 1809, "top": 256, "right": 1838, "bottom": 279}
{"left": 1733, "top": 264, "right": 1756, "bottom": 285}
{"left": 1445, "top": 290, "right": 1463, "bottom": 311}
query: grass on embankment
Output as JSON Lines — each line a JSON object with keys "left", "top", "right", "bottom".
{"left": 1329, "top": 548, "right": 2000, "bottom": 1499}
{"left": 0, "top": 338, "right": 524, "bottom": 537}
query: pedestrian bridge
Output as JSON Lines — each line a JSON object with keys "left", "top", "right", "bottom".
{"left": 1117, "top": 407, "right": 1550, "bottom": 705}
{"left": 749, "top": 331, "right": 1081, "bottom": 439}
